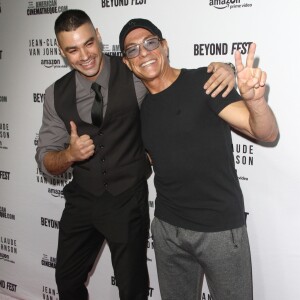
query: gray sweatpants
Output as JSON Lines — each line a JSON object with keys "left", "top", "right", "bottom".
{"left": 151, "top": 217, "right": 253, "bottom": 300}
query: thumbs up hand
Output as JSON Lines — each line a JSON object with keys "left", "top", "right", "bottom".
{"left": 68, "top": 121, "right": 95, "bottom": 162}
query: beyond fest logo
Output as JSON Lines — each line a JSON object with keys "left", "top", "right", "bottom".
{"left": 33, "top": 92, "right": 45, "bottom": 103}
{"left": 41, "top": 217, "right": 60, "bottom": 229}
{"left": 209, "top": 0, "right": 252, "bottom": 10}
{"left": 42, "top": 285, "right": 59, "bottom": 300}
{"left": 0, "top": 280, "right": 17, "bottom": 293}
{"left": 0, "top": 170, "right": 10, "bottom": 181}
{"left": 29, "top": 37, "right": 68, "bottom": 69}
{"left": 194, "top": 42, "right": 252, "bottom": 56}
{"left": 101, "top": 0, "right": 147, "bottom": 8}
{"left": 27, "top": 0, "right": 68, "bottom": 15}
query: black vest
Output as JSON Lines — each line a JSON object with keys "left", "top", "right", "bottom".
{"left": 54, "top": 56, "right": 149, "bottom": 197}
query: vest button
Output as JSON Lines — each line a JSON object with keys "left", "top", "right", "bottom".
{"left": 98, "top": 131, "right": 104, "bottom": 136}
{"left": 100, "top": 145, "right": 104, "bottom": 149}
{"left": 102, "top": 171, "right": 106, "bottom": 175}
{"left": 101, "top": 157, "right": 105, "bottom": 162}
{"left": 104, "top": 183, "right": 108, "bottom": 188}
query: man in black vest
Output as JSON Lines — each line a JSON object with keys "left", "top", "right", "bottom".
{"left": 35, "top": 10, "right": 236, "bottom": 300}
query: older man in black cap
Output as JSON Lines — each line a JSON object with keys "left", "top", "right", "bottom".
{"left": 119, "top": 18, "right": 278, "bottom": 300}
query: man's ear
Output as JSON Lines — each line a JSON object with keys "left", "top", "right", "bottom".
{"left": 95, "top": 28, "right": 104, "bottom": 51}
{"left": 58, "top": 44, "right": 66, "bottom": 58}
{"left": 56, "top": 33, "right": 66, "bottom": 58}
{"left": 161, "top": 40, "right": 169, "bottom": 58}
{"left": 122, "top": 57, "right": 132, "bottom": 71}
{"left": 95, "top": 28, "right": 102, "bottom": 43}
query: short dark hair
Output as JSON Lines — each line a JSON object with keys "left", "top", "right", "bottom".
{"left": 54, "top": 9, "right": 93, "bottom": 35}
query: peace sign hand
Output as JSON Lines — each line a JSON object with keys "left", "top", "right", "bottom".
{"left": 235, "top": 43, "right": 266, "bottom": 102}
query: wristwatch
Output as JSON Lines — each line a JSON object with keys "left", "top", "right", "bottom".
{"left": 226, "top": 62, "right": 236, "bottom": 75}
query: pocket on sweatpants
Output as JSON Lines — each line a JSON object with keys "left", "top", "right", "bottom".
{"left": 230, "top": 226, "right": 245, "bottom": 249}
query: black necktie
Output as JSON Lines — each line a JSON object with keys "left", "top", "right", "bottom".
{"left": 91, "top": 82, "right": 103, "bottom": 127}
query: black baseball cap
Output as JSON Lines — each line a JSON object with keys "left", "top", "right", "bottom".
{"left": 119, "top": 18, "right": 163, "bottom": 52}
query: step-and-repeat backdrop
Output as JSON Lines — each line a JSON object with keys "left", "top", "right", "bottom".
{"left": 1, "top": 0, "right": 299, "bottom": 299}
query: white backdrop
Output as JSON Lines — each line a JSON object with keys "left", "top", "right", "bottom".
{"left": 0, "top": 0, "right": 299, "bottom": 299}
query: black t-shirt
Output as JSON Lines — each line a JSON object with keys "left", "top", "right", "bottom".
{"left": 141, "top": 68, "right": 245, "bottom": 232}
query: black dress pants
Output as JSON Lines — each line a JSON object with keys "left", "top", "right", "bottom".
{"left": 55, "top": 180, "right": 150, "bottom": 300}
